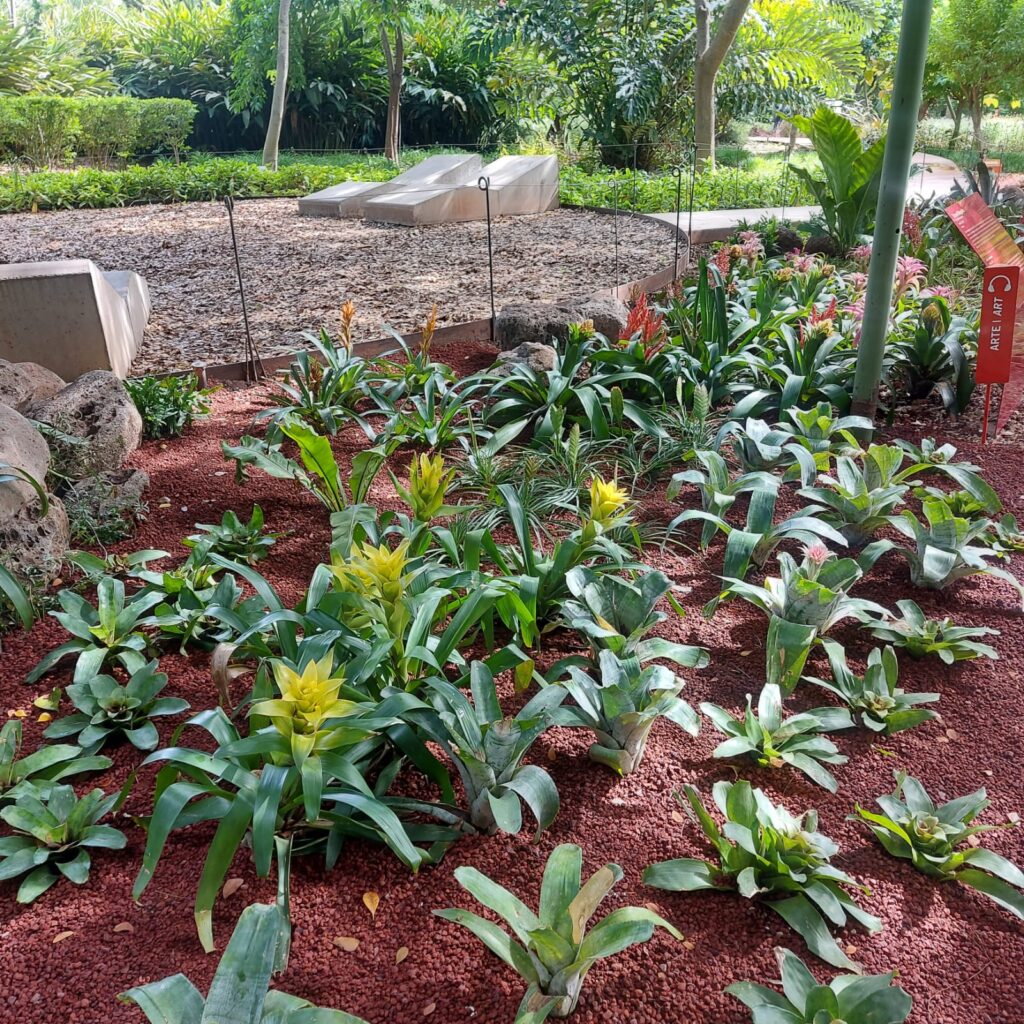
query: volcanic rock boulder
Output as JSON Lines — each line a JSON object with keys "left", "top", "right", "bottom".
{"left": 495, "top": 294, "right": 630, "bottom": 350}
{"left": 27, "top": 370, "right": 143, "bottom": 478}
{"left": 495, "top": 342, "right": 557, "bottom": 373}
{"left": 0, "top": 403, "right": 68, "bottom": 574}
{"left": 0, "top": 359, "right": 66, "bottom": 413}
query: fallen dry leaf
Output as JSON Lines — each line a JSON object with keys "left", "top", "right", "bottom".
{"left": 547, "top": 746, "right": 557, "bottom": 762}
{"left": 333, "top": 936, "right": 360, "bottom": 952}
{"left": 670, "top": 810, "right": 684, "bottom": 823}
{"left": 362, "top": 891, "right": 380, "bottom": 918}
{"left": 53, "top": 931, "right": 74, "bottom": 944}
{"left": 395, "top": 946, "right": 409, "bottom": 964}
{"left": 682, "top": 940, "right": 695, "bottom": 951}
{"left": 222, "top": 878, "right": 244, "bottom": 898}
{"left": 113, "top": 922, "right": 134, "bottom": 934}
{"left": 945, "top": 728, "right": 958, "bottom": 740}
{"left": 1009, "top": 812, "right": 1021, "bottom": 824}
{"left": 422, "top": 1003, "right": 436, "bottom": 1017}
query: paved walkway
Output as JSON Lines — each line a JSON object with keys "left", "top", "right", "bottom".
{"left": 652, "top": 153, "right": 963, "bottom": 243}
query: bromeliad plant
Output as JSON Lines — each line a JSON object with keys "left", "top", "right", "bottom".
{"left": 223, "top": 415, "right": 388, "bottom": 515}
{"left": 119, "top": 901, "right": 369, "bottom": 1024}
{"left": 42, "top": 660, "right": 188, "bottom": 753}
{"left": 0, "top": 783, "right": 126, "bottom": 903}
{"left": 666, "top": 450, "right": 779, "bottom": 550}
{"left": 700, "top": 683, "right": 854, "bottom": 793}
{"left": 551, "top": 649, "right": 700, "bottom": 777}
{"left": 183, "top": 505, "right": 283, "bottom": 565}
{"left": 799, "top": 445, "right": 910, "bottom": 548}
{"left": 808, "top": 641, "right": 939, "bottom": 736}
{"left": 0, "top": 719, "right": 111, "bottom": 802}
{"left": 134, "top": 651, "right": 435, "bottom": 951}
{"left": 726, "top": 947, "right": 912, "bottom": 1024}
{"left": 643, "top": 780, "right": 880, "bottom": 971}
{"left": 556, "top": 566, "right": 709, "bottom": 671}
{"left": 26, "top": 576, "right": 163, "bottom": 684}
{"left": 853, "top": 773, "right": 1024, "bottom": 921}
{"left": 866, "top": 599, "right": 999, "bottom": 663}
{"left": 435, "top": 843, "right": 682, "bottom": 1021}
{"left": 723, "top": 542, "right": 890, "bottom": 693}
{"left": 413, "top": 661, "right": 564, "bottom": 837}
{"left": 889, "top": 497, "right": 1024, "bottom": 605}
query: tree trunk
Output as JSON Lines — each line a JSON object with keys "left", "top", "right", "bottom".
{"left": 951, "top": 98, "right": 964, "bottom": 146}
{"left": 381, "top": 23, "right": 404, "bottom": 165}
{"left": 693, "top": 0, "right": 752, "bottom": 171}
{"left": 261, "top": 0, "right": 291, "bottom": 171}
{"left": 970, "top": 93, "right": 984, "bottom": 153}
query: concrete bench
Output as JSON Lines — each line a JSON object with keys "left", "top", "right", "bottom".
{"left": 0, "top": 260, "right": 149, "bottom": 379}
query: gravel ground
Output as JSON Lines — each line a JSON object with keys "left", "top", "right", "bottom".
{"left": 0, "top": 201, "right": 675, "bottom": 374}
{"left": 0, "top": 346, "right": 1021, "bottom": 1023}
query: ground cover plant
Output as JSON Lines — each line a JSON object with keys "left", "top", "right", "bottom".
{"left": 2, "top": 179, "right": 1024, "bottom": 1024}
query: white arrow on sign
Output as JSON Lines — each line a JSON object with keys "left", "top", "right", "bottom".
{"left": 987, "top": 273, "right": 1017, "bottom": 293}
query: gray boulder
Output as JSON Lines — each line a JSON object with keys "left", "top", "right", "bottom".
{"left": 28, "top": 370, "right": 143, "bottom": 477}
{"left": 0, "top": 403, "right": 68, "bottom": 575}
{"left": 64, "top": 468, "right": 150, "bottom": 521}
{"left": 494, "top": 293, "right": 630, "bottom": 350}
{"left": 0, "top": 403, "right": 50, "bottom": 521}
{"left": 0, "top": 359, "right": 66, "bottom": 413}
{"left": 495, "top": 342, "right": 557, "bottom": 374}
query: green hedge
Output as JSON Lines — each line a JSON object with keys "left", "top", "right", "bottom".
{"left": 0, "top": 154, "right": 814, "bottom": 215}
{"left": 0, "top": 96, "right": 196, "bottom": 168}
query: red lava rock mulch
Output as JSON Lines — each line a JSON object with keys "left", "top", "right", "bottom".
{"left": 0, "top": 341, "right": 1021, "bottom": 1023}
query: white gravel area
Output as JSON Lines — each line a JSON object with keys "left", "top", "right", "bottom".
{"left": 0, "top": 199, "right": 676, "bottom": 373}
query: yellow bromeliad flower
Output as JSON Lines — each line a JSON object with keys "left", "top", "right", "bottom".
{"left": 399, "top": 453, "right": 454, "bottom": 522}
{"left": 329, "top": 540, "right": 413, "bottom": 638}
{"left": 588, "top": 476, "right": 630, "bottom": 528}
{"left": 252, "top": 653, "right": 356, "bottom": 763}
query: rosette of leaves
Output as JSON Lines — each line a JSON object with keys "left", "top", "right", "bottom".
{"left": 120, "top": 902, "right": 369, "bottom": 1024}
{"left": 643, "top": 780, "right": 880, "bottom": 971}
{"left": 551, "top": 649, "right": 700, "bottom": 776}
{"left": 436, "top": 843, "right": 682, "bottom": 1021}
{"left": 853, "top": 773, "right": 1024, "bottom": 920}
{"left": 798, "top": 445, "right": 910, "bottom": 547}
{"left": 413, "top": 662, "right": 564, "bottom": 837}
{"left": 726, "top": 947, "right": 912, "bottom": 1023}
{"left": 183, "top": 505, "right": 283, "bottom": 565}
{"left": 26, "top": 576, "right": 163, "bottom": 684}
{"left": 556, "top": 566, "right": 709, "bottom": 671}
{"left": 666, "top": 450, "right": 779, "bottom": 550}
{"left": 724, "top": 542, "right": 890, "bottom": 693}
{"left": 889, "top": 497, "right": 1024, "bottom": 605}
{"left": 0, "top": 719, "right": 111, "bottom": 803}
{"left": 0, "top": 783, "right": 126, "bottom": 903}
{"left": 134, "top": 654, "right": 439, "bottom": 951}
{"left": 807, "top": 641, "right": 938, "bottom": 736}
{"left": 701, "top": 683, "right": 854, "bottom": 793}
{"left": 43, "top": 660, "right": 188, "bottom": 753}
{"left": 866, "top": 599, "right": 998, "bottom": 664}
{"left": 724, "top": 543, "right": 890, "bottom": 635}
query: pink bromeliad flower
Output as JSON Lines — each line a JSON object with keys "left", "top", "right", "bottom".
{"left": 846, "top": 271, "right": 868, "bottom": 292}
{"left": 787, "top": 251, "right": 818, "bottom": 273}
{"left": 922, "top": 284, "right": 957, "bottom": 302}
{"left": 803, "top": 541, "right": 831, "bottom": 566}
{"left": 894, "top": 255, "right": 928, "bottom": 298}
{"left": 848, "top": 244, "right": 873, "bottom": 266}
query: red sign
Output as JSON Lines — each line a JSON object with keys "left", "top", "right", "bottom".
{"left": 977, "top": 265, "right": 1021, "bottom": 385}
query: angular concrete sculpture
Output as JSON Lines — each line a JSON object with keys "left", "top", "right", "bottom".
{"left": 297, "top": 154, "right": 483, "bottom": 218}
{"left": 0, "top": 260, "right": 149, "bottom": 379}
{"left": 363, "top": 155, "right": 559, "bottom": 226}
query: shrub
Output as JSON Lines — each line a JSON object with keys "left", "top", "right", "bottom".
{"left": 0, "top": 95, "right": 79, "bottom": 168}
{"left": 137, "top": 98, "right": 196, "bottom": 161}
{"left": 75, "top": 96, "right": 142, "bottom": 166}
{"left": 125, "top": 372, "right": 216, "bottom": 439}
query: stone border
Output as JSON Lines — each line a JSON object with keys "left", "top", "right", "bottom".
{"left": 163, "top": 208, "right": 688, "bottom": 383}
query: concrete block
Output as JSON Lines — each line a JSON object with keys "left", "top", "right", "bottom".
{"left": 364, "top": 155, "right": 559, "bottom": 226}
{"left": 297, "top": 154, "right": 483, "bottom": 218}
{"left": 102, "top": 270, "right": 151, "bottom": 351}
{"left": 0, "top": 260, "right": 144, "bottom": 379}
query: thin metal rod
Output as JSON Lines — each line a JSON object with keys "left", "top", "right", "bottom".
{"left": 982, "top": 384, "right": 992, "bottom": 444}
{"left": 478, "top": 176, "right": 496, "bottom": 343}
{"left": 224, "top": 195, "right": 263, "bottom": 382}
{"left": 613, "top": 180, "right": 620, "bottom": 289}
{"left": 674, "top": 164, "right": 683, "bottom": 279}
{"left": 686, "top": 143, "right": 698, "bottom": 269}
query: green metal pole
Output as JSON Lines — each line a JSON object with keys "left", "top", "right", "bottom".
{"left": 850, "top": 0, "right": 934, "bottom": 420}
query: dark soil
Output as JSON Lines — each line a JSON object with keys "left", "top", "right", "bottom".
{"left": 0, "top": 342, "right": 1021, "bottom": 1024}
